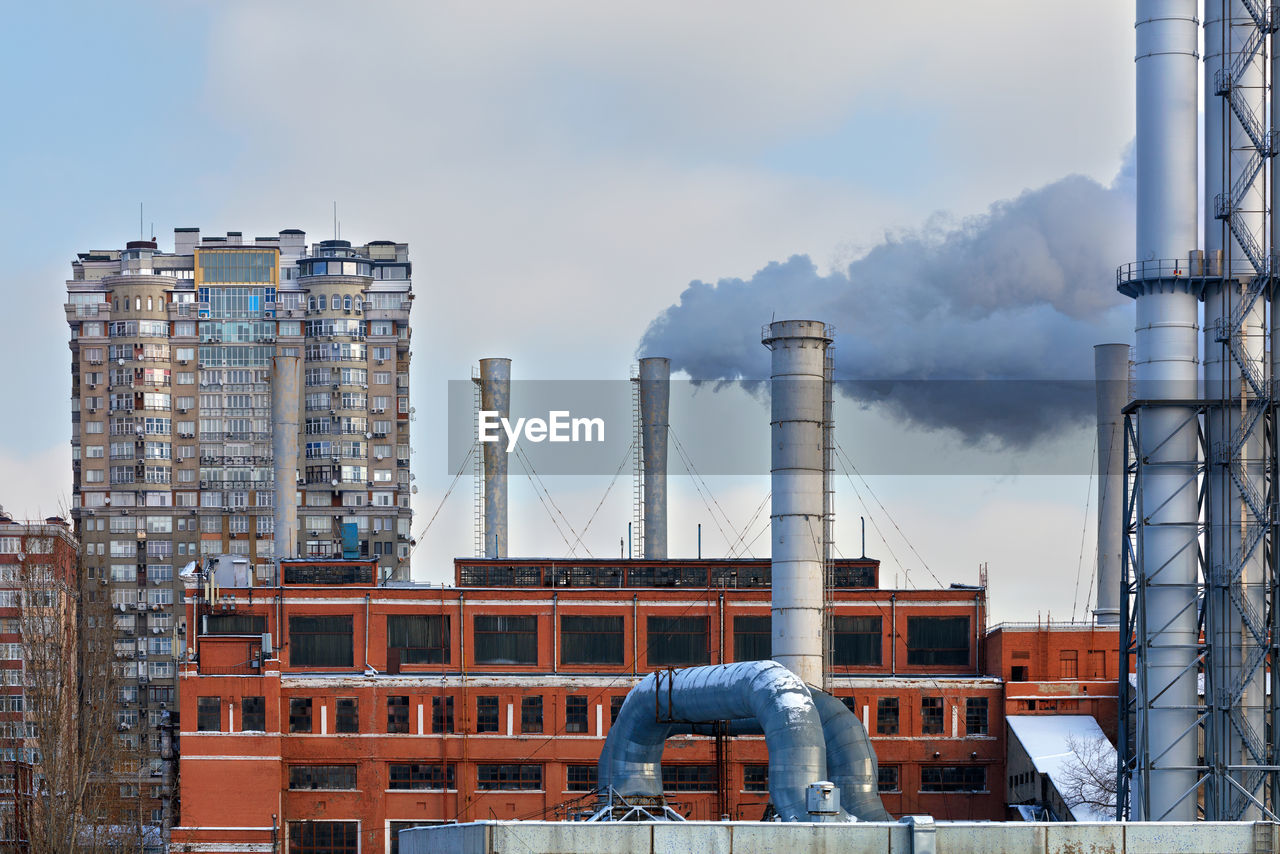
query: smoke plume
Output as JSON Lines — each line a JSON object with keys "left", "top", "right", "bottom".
{"left": 639, "top": 155, "right": 1136, "bottom": 447}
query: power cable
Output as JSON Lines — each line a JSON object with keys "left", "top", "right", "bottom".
{"left": 564, "top": 439, "right": 635, "bottom": 558}
{"left": 1070, "top": 432, "right": 1098, "bottom": 623}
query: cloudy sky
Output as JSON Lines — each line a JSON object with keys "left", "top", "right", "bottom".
{"left": 0, "top": 2, "right": 1137, "bottom": 623}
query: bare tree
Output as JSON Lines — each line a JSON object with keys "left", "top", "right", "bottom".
{"left": 1056, "top": 732, "right": 1117, "bottom": 818}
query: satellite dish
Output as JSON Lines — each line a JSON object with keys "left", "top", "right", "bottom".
{"left": 410, "top": 486, "right": 418, "bottom": 495}
{"left": 330, "top": 479, "right": 339, "bottom": 487}
{"left": 16, "top": 553, "right": 25, "bottom": 562}
{"left": 365, "top": 432, "right": 373, "bottom": 439}
{"left": 118, "top": 358, "right": 125, "bottom": 365}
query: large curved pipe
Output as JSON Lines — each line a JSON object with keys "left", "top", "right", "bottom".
{"left": 810, "top": 690, "right": 891, "bottom": 820}
{"left": 598, "top": 661, "right": 837, "bottom": 821}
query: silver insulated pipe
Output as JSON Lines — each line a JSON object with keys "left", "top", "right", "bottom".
{"left": 638, "top": 357, "right": 670, "bottom": 559}
{"left": 1093, "top": 344, "right": 1127, "bottom": 626}
{"left": 272, "top": 350, "right": 302, "bottom": 570}
{"left": 479, "top": 358, "right": 510, "bottom": 559}
{"left": 763, "top": 320, "right": 831, "bottom": 688}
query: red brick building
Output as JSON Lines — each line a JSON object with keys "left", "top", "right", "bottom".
{"left": 171, "top": 556, "right": 1118, "bottom": 854}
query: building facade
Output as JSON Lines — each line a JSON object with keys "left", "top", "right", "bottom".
{"left": 171, "top": 556, "right": 1040, "bottom": 854}
{"left": 64, "top": 229, "right": 415, "bottom": 835}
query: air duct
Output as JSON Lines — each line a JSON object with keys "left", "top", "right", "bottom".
{"left": 763, "top": 320, "right": 832, "bottom": 688}
{"left": 272, "top": 350, "right": 302, "bottom": 573}
{"left": 638, "top": 357, "right": 670, "bottom": 559}
{"left": 597, "top": 661, "right": 845, "bottom": 822}
{"left": 1093, "top": 344, "right": 1127, "bottom": 626}
{"left": 809, "top": 690, "right": 892, "bottom": 821}
{"left": 478, "top": 358, "right": 510, "bottom": 559}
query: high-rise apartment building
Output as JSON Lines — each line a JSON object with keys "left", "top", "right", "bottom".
{"left": 64, "top": 228, "right": 414, "bottom": 827}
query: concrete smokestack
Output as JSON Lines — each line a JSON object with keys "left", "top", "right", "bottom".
{"left": 272, "top": 350, "right": 302, "bottom": 571}
{"left": 763, "top": 320, "right": 832, "bottom": 688}
{"left": 479, "top": 358, "right": 510, "bottom": 559}
{"left": 638, "top": 357, "right": 670, "bottom": 559}
{"left": 1093, "top": 344, "right": 1127, "bottom": 626}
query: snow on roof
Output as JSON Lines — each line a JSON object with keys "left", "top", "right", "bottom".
{"left": 1006, "top": 715, "right": 1116, "bottom": 822}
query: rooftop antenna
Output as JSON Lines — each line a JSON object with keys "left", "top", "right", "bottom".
{"left": 139, "top": 202, "right": 144, "bottom": 240}
{"left": 333, "top": 201, "right": 338, "bottom": 240}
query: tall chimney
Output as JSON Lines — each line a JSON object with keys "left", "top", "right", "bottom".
{"left": 479, "top": 358, "right": 511, "bottom": 559}
{"left": 763, "top": 320, "right": 832, "bottom": 687}
{"left": 1093, "top": 344, "right": 1127, "bottom": 626}
{"left": 272, "top": 350, "right": 302, "bottom": 573}
{"left": 638, "top": 357, "right": 670, "bottom": 559}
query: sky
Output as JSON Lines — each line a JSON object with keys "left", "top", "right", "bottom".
{"left": 0, "top": 1, "right": 1137, "bottom": 624}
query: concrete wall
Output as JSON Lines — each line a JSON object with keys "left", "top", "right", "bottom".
{"left": 401, "top": 820, "right": 1272, "bottom": 854}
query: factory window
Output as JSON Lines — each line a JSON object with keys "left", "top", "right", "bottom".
{"left": 1010, "top": 665, "right": 1029, "bottom": 682}
{"left": 477, "top": 764, "right": 542, "bottom": 790}
{"left": 733, "top": 615, "right": 771, "bottom": 662}
{"left": 1060, "top": 650, "right": 1078, "bottom": 680}
{"left": 289, "top": 697, "right": 312, "bottom": 733}
{"left": 288, "top": 764, "right": 357, "bottom": 790}
{"left": 241, "top": 696, "right": 266, "bottom": 732}
{"left": 840, "top": 696, "right": 858, "bottom": 716}
{"left": 390, "top": 821, "right": 433, "bottom": 854}
{"left": 965, "top": 697, "right": 989, "bottom": 736}
{"left": 387, "top": 695, "right": 411, "bottom": 733}
{"left": 1088, "top": 649, "right": 1107, "bottom": 679}
{"left": 876, "top": 697, "right": 899, "bottom": 735}
{"left": 662, "top": 765, "right": 717, "bottom": 792}
{"left": 610, "top": 695, "right": 625, "bottom": 724}
{"left": 565, "top": 695, "right": 589, "bottom": 733}
{"left": 743, "top": 764, "right": 769, "bottom": 792}
{"left": 432, "top": 696, "right": 454, "bottom": 733}
{"left": 289, "top": 615, "right": 353, "bottom": 668}
{"left": 288, "top": 820, "right": 358, "bottom": 854}
{"left": 388, "top": 763, "right": 455, "bottom": 790}
{"left": 831, "top": 615, "right": 882, "bottom": 667}
{"left": 473, "top": 614, "right": 538, "bottom": 665}
{"left": 205, "top": 614, "right": 266, "bottom": 635}
{"left": 387, "top": 614, "right": 450, "bottom": 664}
{"left": 560, "top": 615, "right": 624, "bottom": 665}
{"left": 921, "top": 697, "right": 944, "bottom": 735}
{"left": 476, "top": 695, "right": 500, "bottom": 733}
{"left": 196, "top": 697, "right": 220, "bottom": 732}
{"left": 336, "top": 697, "right": 359, "bottom": 733}
{"left": 521, "top": 696, "right": 543, "bottom": 734}
{"left": 647, "top": 616, "right": 709, "bottom": 667}
{"left": 878, "top": 765, "right": 900, "bottom": 793}
{"left": 566, "top": 764, "right": 598, "bottom": 792}
{"left": 905, "top": 616, "right": 970, "bottom": 667}
{"left": 920, "top": 765, "right": 986, "bottom": 793}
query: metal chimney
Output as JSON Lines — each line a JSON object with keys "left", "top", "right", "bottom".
{"left": 1125, "top": 0, "right": 1200, "bottom": 822}
{"left": 1092, "top": 344, "right": 1127, "bottom": 626}
{"left": 763, "top": 320, "right": 832, "bottom": 688}
{"left": 638, "top": 357, "right": 670, "bottom": 559}
{"left": 479, "top": 358, "right": 510, "bottom": 559}
{"left": 272, "top": 350, "right": 302, "bottom": 572}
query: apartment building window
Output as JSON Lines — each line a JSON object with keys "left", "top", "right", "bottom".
{"left": 647, "top": 616, "right": 709, "bottom": 667}
{"left": 241, "top": 696, "right": 266, "bottom": 731}
{"left": 920, "top": 765, "right": 987, "bottom": 793}
{"left": 610, "top": 695, "right": 625, "bottom": 724}
{"left": 389, "top": 763, "right": 455, "bottom": 790}
{"left": 965, "top": 697, "right": 989, "bottom": 736}
{"left": 289, "top": 615, "right": 353, "bottom": 668}
{"left": 476, "top": 696, "right": 499, "bottom": 733}
{"left": 832, "top": 615, "right": 882, "bottom": 667}
{"left": 1060, "top": 650, "right": 1079, "bottom": 680}
{"left": 565, "top": 696, "right": 589, "bottom": 733}
{"left": 473, "top": 615, "right": 537, "bottom": 665}
{"left": 877, "top": 697, "right": 899, "bottom": 735}
{"left": 289, "top": 697, "right": 313, "bottom": 733}
{"left": 387, "top": 614, "right": 449, "bottom": 664}
{"left": 289, "top": 765, "right": 357, "bottom": 790}
{"left": 288, "top": 821, "right": 358, "bottom": 854}
{"left": 662, "top": 765, "right": 717, "bottom": 791}
{"left": 477, "top": 764, "right": 542, "bottom": 790}
{"left": 733, "top": 615, "right": 771, "bottom": 662}
{"left": 905, "top": 616, "right": 970, "bottom": 667}
{"left": 921, "top": 697, "right": 944, "bottom": 735}
{"left": 196, "top": 697, "right": 220, "bottom": 732}
{"left": 335, "top": 697, "right": 359, "bottom": 733}
{"left": 387, "top": 695, "right": 410, "bottom": 733}
{"left": 878, "top": 765, "right": 901, "bottom": 793}
{"left": 521, "top": 696, "right": 543, "bottom": 733}
{"left": 432, "top": 696, "right": 454, "bottom": 734}
{"left": 566, "top": 765, "right": 598, "bottom": 791}
{"left": 743, "top": 764, "right": 768, "bottom": 792}
{"left": 560, "top": 615, "right": 623, "bottom": 665}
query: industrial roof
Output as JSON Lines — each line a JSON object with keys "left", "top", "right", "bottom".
{"left": 1006, "top": 714, "right": 1116, "bottom": 822}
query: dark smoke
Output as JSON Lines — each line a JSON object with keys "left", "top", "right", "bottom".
{"left": 639, "top": 154, "right": 1136, "bottom": 448}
